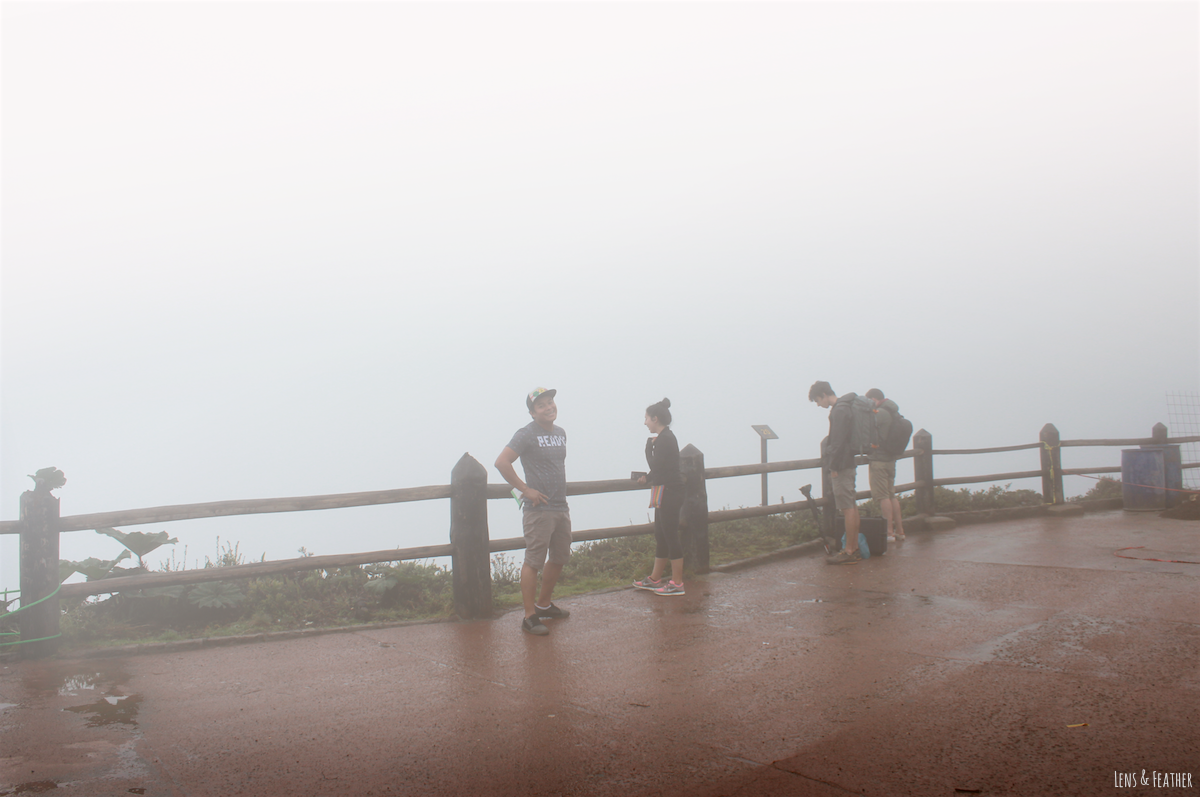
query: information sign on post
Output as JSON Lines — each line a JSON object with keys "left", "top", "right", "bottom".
{"left": 751, "top": 425, "right": 779, "bottom": 507}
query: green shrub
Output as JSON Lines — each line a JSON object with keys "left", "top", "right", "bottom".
{"left": 862, "top": 485, "right": 1044, "bottom": 517}
{"left": 1070, "top": 477, "right": 1123, "bottom": 502}
{"left": 709, "top": 511, "right": 819, "bottom": 564}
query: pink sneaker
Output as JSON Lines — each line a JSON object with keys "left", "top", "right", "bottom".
{"left": 632, "top": 576, "right": 663, "bottom": 591}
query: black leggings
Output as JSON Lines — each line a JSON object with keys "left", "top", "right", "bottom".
{"left": 653, "top": 486, "right": 685, "bottom": 561}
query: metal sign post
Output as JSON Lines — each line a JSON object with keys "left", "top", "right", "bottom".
{"left": 751, "top": 425, "right": 779, "bottom": 507}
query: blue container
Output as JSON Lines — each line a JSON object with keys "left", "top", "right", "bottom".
{"left": 1139, "top": 444, "right": 1183, "bottom": 508}
{"left": 839, "top": 533, "right": 871, "bottom": 559}
{"left": 1122, "top": 449, "right": 1166, "bottom": 511}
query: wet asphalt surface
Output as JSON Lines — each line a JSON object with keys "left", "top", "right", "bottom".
{"left": 2, "top": 510, "right": 1198, "bottom": 797}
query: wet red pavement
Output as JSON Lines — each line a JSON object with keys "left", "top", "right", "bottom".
{"left": 2, "top": 510, "right": 1198, "bottom": 797}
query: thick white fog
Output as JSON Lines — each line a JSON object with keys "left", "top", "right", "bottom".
{"left": 2, "top": 2, "right": 1197, "bottom": 588}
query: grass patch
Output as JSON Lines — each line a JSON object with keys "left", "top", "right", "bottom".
{"left": 710, "top": 511, "right": 820, "bottom": 564}
{"left": 857, "top": 484, "right": 1045, "bottom": 518}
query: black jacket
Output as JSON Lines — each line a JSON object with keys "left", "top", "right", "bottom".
{"left": 824, "top": 394, "right": 857, "bottom": 471}
{"left": 645, "top": 427, "right": 684, "bottom": 487}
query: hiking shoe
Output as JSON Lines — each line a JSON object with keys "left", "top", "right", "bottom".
{"left": 826, "top": 549, "right": 862, "bottom": 565}
{"left": 535, "top": 603, "right": 570, "bottom": 620}
{"left": 633, "top": 576, "right": 664, "bottom": 591}
{"left": 522, "top": 615, "right": 549, "bottom": 635}
{"left": 653, "top": 581, "right": 685, "bottom": 596}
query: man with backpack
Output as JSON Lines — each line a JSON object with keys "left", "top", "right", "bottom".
{"left": 809, "top": 381, "right": 865, "bottom": 565}
{"left": 865, "top": 388, "right": 909, "bottom": 541}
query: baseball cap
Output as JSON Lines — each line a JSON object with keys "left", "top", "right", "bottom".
{"left": 526, "top": 387, "right": 557, "bottom": 411}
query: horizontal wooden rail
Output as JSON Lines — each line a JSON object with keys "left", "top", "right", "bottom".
{"left": 932, "top": 470, "right": 1043, "bottom": 487}
{"left": 708, "top": 500, "right": 810, "bottom": 523}
{"left": 487, "top": 461, "right": 830, "bottom": 497}
{"left": 1061, "top": 466, "right": 1122, "bottom": 477}
{"left": 485, "top": 478, "right": 646, "bottom": 501}
{"left": 702, "top": 459, "right": 821, "bottom": 479}
{"left": 57, "top": 543, "right": 456, "bottom": 600}
{"left": 935, "top": 435, "right": 1200, "bottom": 455}
{"left": 5, "top": 465, "right": 831, "bottom": 535}
{"left": 929, "top": 462, "right": 1198, "bottom": 485}
{"left": 67, "top": 500, "right": 836, "bottom": 601}
{"left": 1059, "top": 435, "right": 1200, "bottom": 447}
{"left": 932, "top": 443, "right": 1042, "bottom": 455}
{"left": 53, "top": 445, "right": 1177, "bottom": 602}
{"left": 9, "top": 441, "right": 1196, "bottom": 538}
{"left": 703, "top": 455, "right": 919, "bottom": 481}
{"left": 0, "top": 484, "right": 455, "bottom": 536}
{"left": 489, "top": 521, "right": 659, "bottom": 554}
{"left": 488, "top": 499, "right": 828, "bottom": 557}
{"left": 2, "top": 477, "right": 666, "bottom": 535}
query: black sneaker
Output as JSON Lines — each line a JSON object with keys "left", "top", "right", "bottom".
{"left": 536, "top": 603, "right": 570, "bottom": 620}
{"left": 522, "top": 615, "right": 549, "bottom": 635}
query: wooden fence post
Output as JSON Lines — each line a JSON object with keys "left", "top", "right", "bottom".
{"left": 19, "top": 486, "right": 62, "bottom": 658}
{"left": 679, "top": 444, "right": 710, "bottom": 574}
{"left": 820, "top": 465, "right": 835, "bottom": 538}
{"left": 450, "top": 453, "right": 492, "bottom": 620}
{"left": 913, "top": 428, "right": 935, "bottom": 516}
{"left": 1040, "top": 423, "right": 1064, "bottom": 505}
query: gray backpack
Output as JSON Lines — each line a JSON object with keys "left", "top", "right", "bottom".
{"left": 877, "top": 408, "right": 913, "bottom": 456}
{"left": 843, "top": 394, "right": 879, "bottom": 455}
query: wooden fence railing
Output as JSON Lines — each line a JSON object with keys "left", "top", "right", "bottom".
{"left": 3, "top": 423, "right": 1198, "bottom": 657}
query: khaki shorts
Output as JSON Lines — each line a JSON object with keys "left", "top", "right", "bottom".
{"left": 869, "top": 460, "right": 896, "bottom": 502}
{"left": 831, "top": 468, "right": 857, "bottom": 511}
{"left": 522, "top": 510, "right": 572, "bottom": 570}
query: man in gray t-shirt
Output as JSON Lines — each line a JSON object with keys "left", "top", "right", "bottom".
{"left": 504, "top": 422, "right": 568, "bottom": 511}
{"left": 495, "top": 387, "right": 572, "bottom": 636}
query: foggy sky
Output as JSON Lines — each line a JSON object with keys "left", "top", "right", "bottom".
{"left": 2, "top": 1, "right": 1197, "bottom": 588}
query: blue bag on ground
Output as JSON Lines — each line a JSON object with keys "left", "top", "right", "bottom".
{"left": 840, "top": 532, "right": 871, "bottom": 558}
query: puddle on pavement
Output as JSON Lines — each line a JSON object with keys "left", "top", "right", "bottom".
{"left": 15, "top": 660, "right": 142, "bottom": 728}
{"left": 21, "top": 661, "right": 130, "bottom": 696}
{"left": 64, "top": 693, "right": 143, "bottom": 727}
{"left": 58, "top": 672, "right": 102, "bottom": 696}
{"left": 8, "top": 780, "right": 60, "bottom": 794}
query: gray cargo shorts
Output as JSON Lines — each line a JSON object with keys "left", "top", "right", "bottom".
{"left": 869, "top": 460, "right": 896, "bottom": 501}
{"left": 522, "top": 509, "right": 572, "bottom": 570}
{"left": 831, "top": 468, "right": 857, "bottom": 511}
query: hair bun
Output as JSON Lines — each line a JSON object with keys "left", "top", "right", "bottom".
{"left": 661, "top": 398, "right": 671, "bottom": 408}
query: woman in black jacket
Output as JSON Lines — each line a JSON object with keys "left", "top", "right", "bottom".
{"left": 633, "top": 398, "right": 686, "bottom": 596}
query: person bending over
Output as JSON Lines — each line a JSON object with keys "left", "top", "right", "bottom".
{"left": 809, "top": 381, "right": 862, "bottom": 565}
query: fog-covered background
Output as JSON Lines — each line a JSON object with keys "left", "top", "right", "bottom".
{"left": 3, "top": 1, "right": 1197, "bottom": 589}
